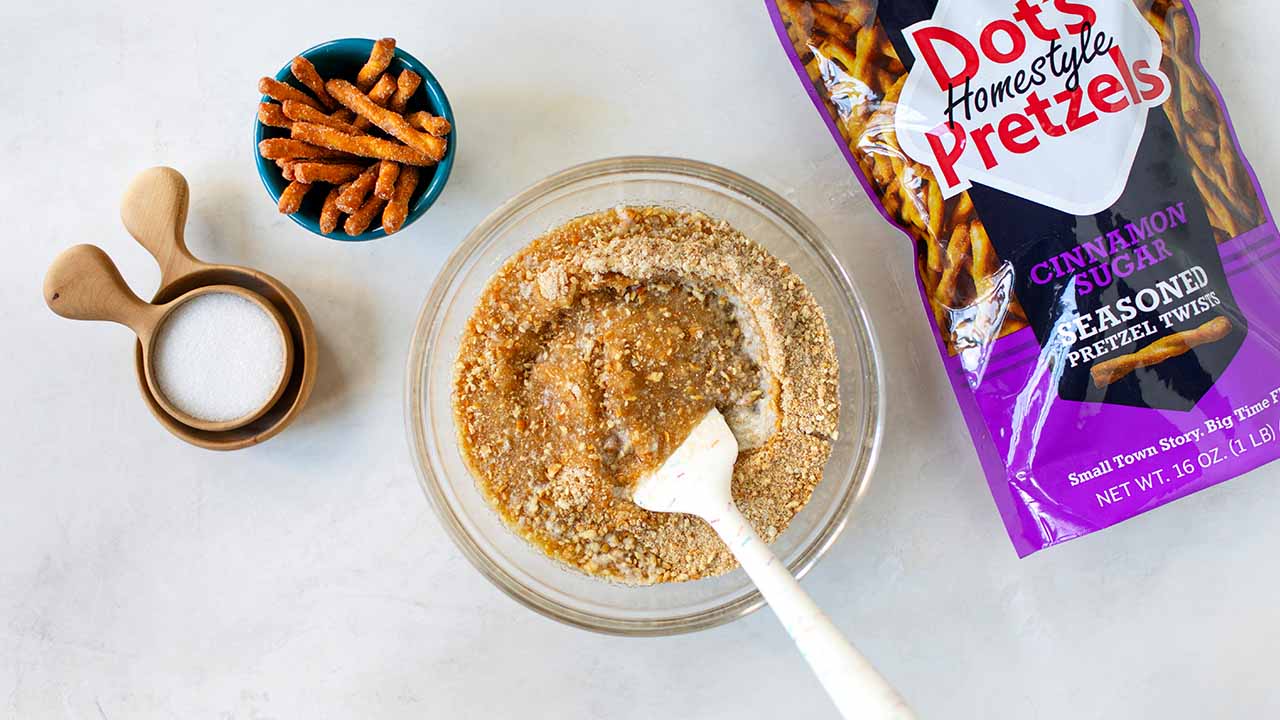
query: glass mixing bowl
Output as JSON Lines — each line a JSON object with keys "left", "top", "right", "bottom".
{"left": 406, "top": 157, "right": 883, "bottom": 635}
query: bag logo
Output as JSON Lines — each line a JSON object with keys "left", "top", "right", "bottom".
{"left": 897, "top": 0, "right": 1170, "bottom": 215}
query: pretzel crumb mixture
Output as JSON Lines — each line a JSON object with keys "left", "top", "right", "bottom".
{"left": 453, "top": 207, "right": 839, "bottom": 584}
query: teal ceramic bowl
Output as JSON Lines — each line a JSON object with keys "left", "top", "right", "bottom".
{"left": 254, "top": 38, "right": 455, "bottom": 241}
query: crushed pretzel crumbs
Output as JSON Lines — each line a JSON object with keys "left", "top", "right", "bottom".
{"left": 453, "top": 207, "right": 839, "bottom": 584}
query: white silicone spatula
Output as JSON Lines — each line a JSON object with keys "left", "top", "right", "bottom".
{"left": 632, "top": 409, "right": 915, "bottom": 720}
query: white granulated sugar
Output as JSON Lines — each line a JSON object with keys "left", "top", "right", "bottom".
{"left": 152, "top": 292, "right": 286, "bottom": 423}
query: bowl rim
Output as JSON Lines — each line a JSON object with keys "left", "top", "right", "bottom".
{"left": 405, "top": 155, "right": 885, "bottom": 635}
{"left": 252, "top": 37, "right": 456, "bottom": 242}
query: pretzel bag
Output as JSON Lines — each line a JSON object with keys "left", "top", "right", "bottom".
{"left": 769, "top": 0, "right": 1280, "bottom": 554}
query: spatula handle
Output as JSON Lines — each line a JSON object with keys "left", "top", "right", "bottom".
{"left": 711, "top": 504, "right": 915, "bottom": 720}
{"left": 43, "top": 244, "right": 162, "bottom": 339}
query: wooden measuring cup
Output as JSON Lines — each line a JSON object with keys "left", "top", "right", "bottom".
{"left": 44, "top": 245, "right": 294, "bottom": 432}
{"left": 119, "top": 166, "right": 318, "bottom": 450}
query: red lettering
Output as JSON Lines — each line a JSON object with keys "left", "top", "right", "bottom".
{"left": 1054, "top": 0, "right": 1097, "bottom": 34}
{"left": 1024, "top": 91, "right": 1066, "bottom": 137}
{"left": 1053, "top": 87, "right": 1099, "bottom": 131}
{"left": 1109, "top": 46, "right": 1141, "bottom": 104}
{"left": 1012, "top": 0, "right": 1060, "bottom": 41}
{"left": 980, "top": 19, "right": 1027, "bottom": 64}
{"left": 925, "top": 122, "right": 968, "bottom": 187}
{"left": 971, "top": 124, "right": 999, "bottom": 169}
{"left": 1088, "top": 74, "right": 1129, "bottom": 113}
{"left": 907, "top": 4, "right": 1175, "bottom": 191}
{"left": 998, "top": 113, "right": 1040, "bottom": 153}
{"left": 1133, "top": 60, "right": 1170, "bottom": 103}
{"left": 913, "top": 25, "right": 981, "bottom": 91}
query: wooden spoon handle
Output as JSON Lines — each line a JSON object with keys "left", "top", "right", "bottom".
{"left": 120, "top": 166, "right": 204, "bottom": 287}
{"left": 44, "top": 244, "right": 164, "bottom": 339}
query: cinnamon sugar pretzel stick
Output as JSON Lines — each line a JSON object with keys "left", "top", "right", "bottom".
{"left": 257, "top": 102, "right": 292, "bottom": 130}
{"left": 258, "top": 77, "right": 323, "bottom": 111}
{"left": 258, "top": 138, "right": 354, "bottom": 161}
{"left": 374, "top": 73, "right": 422, "bottom": 192}
{"left": 936, "top": 222, "right": 971, "bottom": 304}
{"left": 292, "top": 162, "right": 368, "bottom": 185}
{"left": 336, "top": 163, "right": 380, "bottom": 213}
{"left": 374, "top": 160, "right": 400, "bottom": 201}
{"left": 390, "top": 70, "right": 421, "bottom": 113}
{"left": 319, "top": 185, "right": 344, "bottom": 235}
{"left": 327, "top": 78, "right": 448, "bottom": 161}
{"left": 344, "top": 194, "right": 386, "bottom": 235}
{"left": 1091, "top": 316, "right": 1233, "bottom": 388}
{"left": 291, "top": 56, "right": 338, "bottom": 110}
{"left": 290, "top": 122, "right": 436, "bottom": 165}
{"left": 281, "top": 100, "right": 361, "bottom": 134}
{"left": 356, "top": 38, "right": 396, "bottom": 91}
{"left": 370, "top": 71, "right": 420, "bottom": 203}
{"left": 406, "top": 111, "right": 451, "bottom": 137}
{"left": 277, "top": 180, "right": 312, "bottom": 214}
{"left": 381, "top": 165, "right": 419, "bottom": 234}
{"left": 351, "top": 74, "right": 397, "bottom": 132}
{"left": 1146, "top": 3, "right": 1264, "bottom": 238}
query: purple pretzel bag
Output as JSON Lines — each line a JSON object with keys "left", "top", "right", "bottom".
{"left": 769, "top": 0, "right": 1280, "bottom": 554}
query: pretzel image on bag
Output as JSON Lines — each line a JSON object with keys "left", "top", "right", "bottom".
{"left": 769, "top": 0, "right": 1280, "bottom": 555}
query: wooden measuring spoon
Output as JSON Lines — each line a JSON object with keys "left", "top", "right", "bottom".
{"left": 120, "top": 166, "right": 318, "bottom": 450}
{"left": 44, "top": 245, "right": 295, "bottom": 433}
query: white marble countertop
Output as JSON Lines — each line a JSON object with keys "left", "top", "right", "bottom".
{"left": 4, "top": 1, "right": 1279, "bottom": 717}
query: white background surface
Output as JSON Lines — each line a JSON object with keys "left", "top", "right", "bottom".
{"left": 3, "top": 1, "right": 1278, "bottom": 718}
